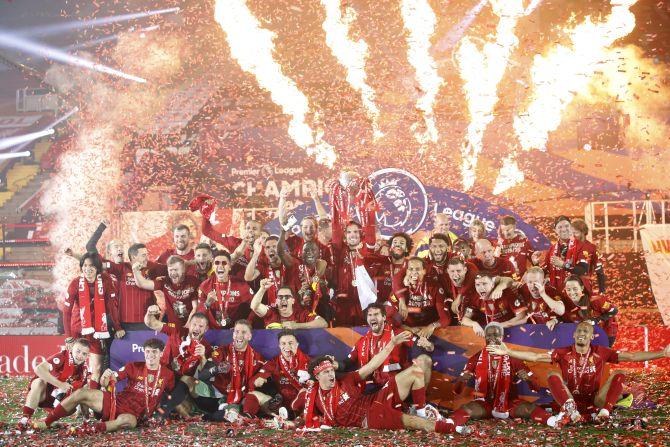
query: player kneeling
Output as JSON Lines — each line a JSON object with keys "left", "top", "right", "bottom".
{"left": 34, "top": 338, "right": 175, "bottom": 435}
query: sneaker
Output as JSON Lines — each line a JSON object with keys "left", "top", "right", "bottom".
{"left": 278, "top": 407, "right": 289, "bottom": 420}
{"left": 595, "top": 408, "right": 610, "bottom": 422}
{"left": 561, "top": 399, "right": 582, "bottom": 424}
{"left": 455, "top": 424, "right": 472, "bottom": 435}
{"left": 224, "top": 408, "right": 239, "bottom": 423}
{"left": 416, "top": 404, "right": 443, "bottom": 421}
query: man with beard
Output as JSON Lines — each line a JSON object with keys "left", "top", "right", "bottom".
{"left": 189, "top": 243, "right": 214, "bottom": 283}
{"left": 473, "top": 239, "right": 516, "bottom": 279}
{"left": 277, "top": 228, "right": 332, "bottom": 323}
{"left": 424, "top": 234, "right": 453, "bottom": 287}
{"left": 446, "top": 258, "right": 482, "bottom": 325}
{"left": 299, "top": 332, "right": 468, "bottom": 434}
{"left": 250, "top": 280, "right": 328, "bottom": 329}
{"left": 461, "top": 273, "right": 524, "bottom": 337}
{"left": 18, "top": 339, "right": 91, "bottom": 431}
{"left": 518, "top": 267, "right": 565, "bottom": 330}
{"left": 494, "top": 216, "right": 534, "bottom": 276}
{"left": 363, "top": 232, "right": 413, "bottom": 320}
{"left": 451, "top": 323, "right": 561, "bottom": 428}
{"left": 196, "top": 320, "right": 265, "bottom": 422}
{"left": 345, "top": 303, "right": 435, "bottom": 394}
{"left": 35, "top": 338, "right": 175, "bottom": 434}
{"left": 198, "top": 251, "right": 254, "bottom": 329}
{"left": 395, "top": 257, "right": 452, "bottom": 340}
{"left": 144, "top": 305, "right": 213, "bottom": 418}
{"left": 414, "top": 213, "right": 458, "bottom": 258}
{"left": 245, "top": 330, "right": 311, "bottom": 419}
{"left": 245, "top": 236, "right": 300, "bottom": 309}
{"left": 156, "top": 224, "right": 194, "bottom": 264}
{"left": 535, "top": 216, "right": 589, "bottom": 291}
{"left": 488, "top": 321, "right": 670, "bottom": 424}
{"left": 190, "top": 192, "right": 264, "bottom": 281}
{"left": 133, "top": 256, "right": 200, "bottom": 328}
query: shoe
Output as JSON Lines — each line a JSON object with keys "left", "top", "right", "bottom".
{"left": 595, "top": 408, "right": 610, "bottom": 422}
{"left": 267, "top": 394, "right": 284, "bottom": 414}
{"left": 416, "top": 404, "right": 442, "bottom": 421}
{"left": 224, "top": 408, "right": 239, "bottom": 423}
{"left": 31, "top": 420, "right": 48, "bottom": 431}
{"left": 562, "top": 399, "right": 582, "bottom": 424}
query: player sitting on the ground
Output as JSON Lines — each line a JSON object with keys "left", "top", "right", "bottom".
{"left": 35, "top": 338, "right": 175, "bottom": 435}
{"left": 487, "top": 321, "right": 670, "bottom": 424}
{"left": 18, "top": 338, "right": 91, "bottom": 431}
{"left": 451, "top": 322, "right": 562, "bottom": 428}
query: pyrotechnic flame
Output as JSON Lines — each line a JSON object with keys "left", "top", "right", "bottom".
{"left": 492, "top": 0, "right": 638, "bottom": 194}
{"left": 400, "top": 0, "right": 443, "bottom": 153}
{"left": 513, "top": 0, "right": 637, "bottom": 153}
{"left": 320, "top": 0, "right": 383, "bottom": 140}
{"left": 214, "top": 0, "right": 336, "bottom": 167}
{"left": 456, "top": 0, "right": 525, "bottom": 191}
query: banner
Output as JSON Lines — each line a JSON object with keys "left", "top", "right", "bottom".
{"left": 640, "top": 224, "right": 670, "bottom": 326}
{"left": 264, "top": 168, "right": 551, "bottom": 250}
{"left": 109, "top": 324, "right": 607, "bottom": 408}
{"left": 0, "top": 336, "right": 65, "bottom": 375}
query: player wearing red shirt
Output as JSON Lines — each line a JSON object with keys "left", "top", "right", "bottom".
{"left": 64, "top": 253, "right": 122, "bottom": 384}
{"left": 250, "top": 280, "right": 327, "bottom": 329}
{"left": 538, "top": 216, "right": 590, "bottom": 291}
{"left": 346, "top": 303, "right": 434, "bottom": 387}
{"left": 562, "top": 275, "right": 618, "bottom": 346}
{"left": 198, "top": 251, "right": 254, "bottom": 329}
{"left": 451, "top": 323, "right": 560, "bottom": 428}
{"left": 246, "top": 329, "right": 311, "bottom": 419}
{"left": 395, "top": 258, "right": 452, "bottom": 339}
{"left": 461, "top": 273, "right": 525, "bottom": 337}
{"left": 106, "top": 243, "right": 164, "bottom": 326}
{"left": 424, "top": 233, "right": 453, "bottom": 288}
{"left": 446, "top": 258, "right": 482, "bottom": 325}
{"left": 133, "top": 256, "right": 200, "bottom": 328}
{"left": 155, "top": 224, "right": 195, "bottom": 264}
{"left": 490, "top": 321, "right": 670, "bottom": 424}
{"left": 299, "top": 331, "right": 467, "bottom": 434}
{"left": 245, "top": 236, "right": 299, "bottom": 309}
{"left": 494, "top": 216, "right": 534, "bottom": 276}
{"left": 571, "top": 219, "right": 606, "bottom": 293}
{"left": 519, "top": 267, "right": 566, "bottom": 328}
{"left": 37, "top": 338, "right": 175, "bottom": 434}
{"left": 189, "top": 242, "right": 214, "bottom": 283}
{"left": 18, "top": 339, "right": 90, "bottom": 431}
{"left": 473, "top": 239, "right": 516, "bottom": 279}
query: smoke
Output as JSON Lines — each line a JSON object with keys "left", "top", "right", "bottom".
{"left": 40, "top": 30, "right": 188, "bottom": 299}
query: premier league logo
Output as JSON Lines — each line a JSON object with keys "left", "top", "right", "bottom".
{"left": 369, "top": 168, "right": 428, "bottom": 238}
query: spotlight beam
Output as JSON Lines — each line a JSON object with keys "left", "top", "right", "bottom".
{"left": 0, "top": 129, "right": 54, "bottom": 151}
{"left": 66, "top": 25, "right": 160, "bottom": 51}
{"left": 0, "top": 30, "right": 146, "bottom": 83}
{"left": 15, "top": 7, "right": 179, "bottom": 38}
{"left": 0, "top": 151, "right": 31, "bottom": 160}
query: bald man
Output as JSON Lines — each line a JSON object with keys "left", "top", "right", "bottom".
{"left": 473, "top": 239, "right": 516, "bottom": 279}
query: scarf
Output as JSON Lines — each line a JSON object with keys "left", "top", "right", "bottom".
{"left": 278, "top": 349, "right": 310, "bottom": 391}
{"left": 303, "top": 379, "right": 342, "bottom": 428}
{"left": 78, "top": 274, "right": 109, "bottom": 339}
{"left": 176, "top": 336, "right": 202, "bottom": 376}
{"left": 474, "top": 350, "right": 512, "bottom": 415}
{"left": 227, "top": 344, "right": 257, "bottom": 404}
{"left": 358, "top": 325, "right": 396, "bottom": 379}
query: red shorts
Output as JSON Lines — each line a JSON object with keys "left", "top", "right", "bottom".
{"left": 475, "top": 398, "right": 525, "bottom": 418}
{"left": 100, "top": 391, "right": 147, "bottom": 422}
{"left": 364, "top": 376, "right": 405, "bottom": 430}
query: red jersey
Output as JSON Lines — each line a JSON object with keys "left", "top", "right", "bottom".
{"left": 153, "top": 275, "right": 200, "bottom": 328}
{"left": 543, "top": 238, "right": 587, "bottom": 290}
{"left": 159, "top": 323, "right": 213, "bottom": 375}
{"left": 210, "top": 345, "right": 264, "bottom": 403}
{"left": 362, "top": 254, "right": 407, "bottom": 308}
{"left": 197, "top": 276, "right": 254, "bottom": 329}
{"left": 36, "top": 350, "right": 89, "bottom": 388}
{"left": 254, "top": 351, "right": 311, "bottom": 405}
{"left": 106, "top": 261, "right": 163, "bottom": 324}
{"left": 115, "top": 361, "right": 175, "bottom": 418}
{"left": 64, "top": 274, "right": 121, "bottom": 336}
{"left": 477, "top": 289, "right": 526, "bottom": 324}
{"left": 473, "top": 257, "right": 516, "bottom": 279}
{"left": 313, "top": 371, "right": 372, "bottom": 427}
{"left": 155, "top": 248, "right": 194, "bottom": 264}
{"left": 400, "top": 277, "right": 451, "bottom": 327}
{"left": 463, "top": 350, "right": 530, "bottom": 404}
{"left": 201, "top": 220, "right": 267, "bottom": 280}
{"left": 517, "top": 283, "right": 564, "bottom": 324}
{"left": 262, "top": 306, "right": 317, "bottom": 328}
{"left": 447, "top": 263, "right": 481, "bottom": 323}
{"left": 286, "top": 234, "right": 332, "bottom": 265}
{"left": 348, "top": 325, "right": 411, "bottom": 387}
{"left": 550, "top": 345, "right": 619, "bottom": 397}
{"left": 256, "top": 261, "right": 301, "bottom": 308}
{"left": 494, "top": 234, "right": 533, "bottom": 276}
{"left": 562, "top": 294, "right": 618, "bottom": 338}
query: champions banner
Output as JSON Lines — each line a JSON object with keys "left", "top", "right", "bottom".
{"left": 640, "top": 224, "right": 670, "bottom": 326}
{"left": 110, "top": 324, "right": 607, "bottom": 408}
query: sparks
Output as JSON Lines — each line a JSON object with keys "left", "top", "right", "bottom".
{"left": 400, "top": 0, "right": 443, "bottom": 154}
{"left": 456, "top": 0, "right": 525, "bottom": 191}
{"left": 214, "top": 0, "right": 336, "bottom": 167}
{"left": 320, "top": 0, "right": 383, "bottom": 140}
